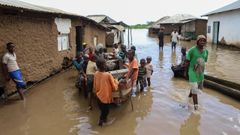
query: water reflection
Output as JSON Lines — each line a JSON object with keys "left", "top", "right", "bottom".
{"left": 171, "top": 50, "right": 177, "bottom": 65}
{"left": 180, "top": 113, "right": 200, "bottom": 135}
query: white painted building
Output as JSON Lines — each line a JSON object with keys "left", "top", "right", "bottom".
{"left": 203, "top": 0, "right": 240, "bottom": 48}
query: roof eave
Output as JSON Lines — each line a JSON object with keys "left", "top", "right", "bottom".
{"left": 80, "top": 17, "right": 110, "bottom": 31}
{"left": 202, "top": 7, "right": 240, "bottom": 17}
{"left": 0, "top": 4, "right": 80, "bottom": 18}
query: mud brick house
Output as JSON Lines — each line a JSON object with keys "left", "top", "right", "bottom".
{"left": 87, "top": 15, "right": 128, "bottom": 47}
{"left": 181, "top": 18, "right": 207, "bottom": 40}
{"left": 148, "top": 16, "right": 170, "bottom": 35}
{"left": 148, "top": 14, "right": 196, "bottom": 35}
{"left": 0, "top": 0, "right": 108, "bottom": 91}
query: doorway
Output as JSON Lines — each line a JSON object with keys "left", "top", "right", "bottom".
{"left": 76, "top": 26, "right": 83, "bottom": 55}
{"left": 212, "top": 21, "right": 220, "bottom": 44}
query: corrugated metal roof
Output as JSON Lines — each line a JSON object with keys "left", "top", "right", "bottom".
{"left": 0, "top": 0, "right": 110, "bottom": 31}
{"left": 203, "top": 0, "right": 240, "bottom": 16}
{"left": 148, "top": 16, "right": 170, "bottom": 29}
{"left": 0, "top": 0, "right": 78, "bottom": 16}
{"left": 180, "top": 18, "right": 207, "bottom": 23}
{"left": 160, "top": 14, "right": 196, "bottom": 24}
{"left": 87, "top": 15, "right": 117, "bottom": 24}
{"left": 87, "top": 15, "right": 106, "bottom": 23}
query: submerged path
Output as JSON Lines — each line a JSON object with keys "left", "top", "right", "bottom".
{"left": 0, "top": 29, "right": 239, "bottom": 135}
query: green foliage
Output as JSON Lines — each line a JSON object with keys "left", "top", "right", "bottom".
{"left": 146, "top": 21, "right": 155, "bottom": 25}
{"left": 130, "top": 21, "right": 155, "bottom": 29}
{"left": 130, "top": 24, "right": 149, "bottom": 29}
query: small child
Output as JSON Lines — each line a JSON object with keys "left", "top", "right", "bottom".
{"left": 145, "top": 56, "right": 153, "bottom": 87}
{"left": 171, "top": 47, "right": 187, "bottom": 78}
{"left": 86, "top": 55, "right": 98, "bottom": 110}
{"left": 94, "top": 58, "right": 118, "bottom": 126}
{"left": 125, "top": 50, "right": 139, "bottom": 97}
{"left": 130, "top": 46, "right": 138, "bottom": 60}
{"left": 137, "top": 59, "right": 147, "bottom": 92}
{"left": 118, "top": 45, "right": 127, "bottom": 61}
{"left": 88, "top": 47, "right": 94, "bottom": 61}
{"left": 180, "top": 47, "right": 187, "bottom": 66}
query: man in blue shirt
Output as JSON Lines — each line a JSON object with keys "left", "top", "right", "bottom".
{"left": 73, "top": 52, "right": 84, "bottom": 71}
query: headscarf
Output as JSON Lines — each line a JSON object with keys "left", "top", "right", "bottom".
{"left": 196, "top": 35, "right": 206, "bottom": 45}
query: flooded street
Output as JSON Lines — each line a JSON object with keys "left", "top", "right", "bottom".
{"left": 0, "top": 29, "right": 240, "bottom": 135}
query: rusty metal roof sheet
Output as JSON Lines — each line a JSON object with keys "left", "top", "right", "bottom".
{"left": 148, "top": 16, "right": 170, "bottom": 29}
{"left": 0, "top": 0, "right": 78, "bottom": 16}
{"left": 0, "top": 0, "right": 110, "bottom": 31}
{"left": 87, "top": 15, "right": 117, "bottom": 24}
{"left": 160, "top": 14, "right": 196, "bottom": 24}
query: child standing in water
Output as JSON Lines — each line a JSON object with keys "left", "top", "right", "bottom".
{"left": 94, "top": 58, "right": 119, "bottom": 126}
{"left": 125, "top": 50, "right": 139, "bottom": 97}
{"left": 137, "top": 59, "right": 147, "bottom": 92}
{"left": 145, "top": 56, "right": 153, "bottom": 87}
{"left": 86, "top": 55, "right": 98, "bottom": 110}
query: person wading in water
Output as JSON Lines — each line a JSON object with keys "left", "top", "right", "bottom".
{"left": 185, "top": 35, "right": 208, "bottom": 110}
{"left": 158, "top": 27, "right": 164, "bottom": 51}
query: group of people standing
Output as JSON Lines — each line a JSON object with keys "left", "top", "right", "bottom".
{"left": 73, "top": 42, "right": 155, "bottom": 126}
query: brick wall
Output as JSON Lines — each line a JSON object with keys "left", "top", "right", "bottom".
{"left": 84, "top": 24, "right": 106, "bottom": 48}
{"left": 0, "top": 14, "right": 75, "bottom": 91}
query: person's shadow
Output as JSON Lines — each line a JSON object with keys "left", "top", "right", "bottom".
{"left": 180, "top": 113, "right": 200, "bottom": 135}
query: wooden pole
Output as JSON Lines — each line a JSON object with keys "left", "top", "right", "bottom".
{"left": 130, "top": 28, "right": 133, "bottom": 45}
{"left": 130, "top": 89, "right": 134, "bottom": 111}
{"left": 128, "top": 28, "right": 130, "bottom": 49}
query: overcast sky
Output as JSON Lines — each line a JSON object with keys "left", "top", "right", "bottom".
{"left": 21, "top": 0, "right": 237, "bottom": 25}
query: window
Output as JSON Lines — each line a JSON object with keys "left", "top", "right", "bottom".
{"left": 58, "top": 34, "right": 69, "bottom": 51}
{"left": 93, "top": 36, "right": 98, "bottom": 46}
{"left": 207, "top": 26, "right": 211, "bottom": 33}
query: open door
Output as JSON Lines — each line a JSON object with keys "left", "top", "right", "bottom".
{"left": 212, "top": 22, "right": 220, "bottom": 44}
{"left": 76, "top": 26, "right": 83, "bottom": 55}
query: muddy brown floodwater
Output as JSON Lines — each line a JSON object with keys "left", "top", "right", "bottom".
{"left": 0, "top": 29, "right": 240, "bottom": 135}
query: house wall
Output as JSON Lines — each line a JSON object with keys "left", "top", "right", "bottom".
{"left": 182, "top": 21, "right": 195, "bottom": 33}
{"left": 161, "top": 24, "right": 181, "bottom": 35}
{"left": 83, "top": 24, "right": 106, "bottom": 48}
{"left": 181, "top": 21, "right": 196, "bottom": 39}
{"left": 195, "top": 20, "right": 207, "bottom": 37}
{"left": 0, "top": 13, "right": 75, "bottom": 91}
{"left": 181, "top": 20, "right": 207, "bottom": 39}
{"left": 148, "top": 28, "right": 159, "bottom": 35}
{"left": 207, "top": 9, "right": 240, "bottom": 47}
